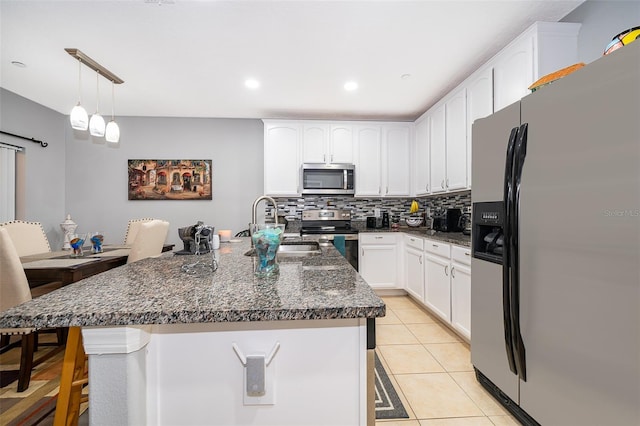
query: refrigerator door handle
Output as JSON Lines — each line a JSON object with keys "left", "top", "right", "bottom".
{"left": 511, "top": 122, "right": 529, "bottom": 381}
{"left": 502, "top": 126, "right": 519, "bottom": 375}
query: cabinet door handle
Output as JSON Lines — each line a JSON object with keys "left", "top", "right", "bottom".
{"left": 379, "top": 186, "right": 381, "bottom": 194}
{"left": 444, "top": 265, "right": 449, "bottom": 276}
{"left": 331, "top": 154, "right": 334, "bottom": 163}
{"left": 374, "top": 236, "right": 383, "bottom": 239}
{"left": 410, "top": 238, "right": 415, "bottom": 242}
{"left": 446, "top": 178, "right": 449, "bottom": 188}
{"left": 451, "top": 266, "right": 456, "bottom": 278}
{"left": 361, "top": 249, "right": 364, "bottom": 257}
{"left": 386, "top": 186, "right": 389, "bottom": 194}
{"left": 419, "top": 255, "right": 422, "bottom": 265}
{"left": 432, "top": 244, "right": 439, "bottom": 248}
{"left": 464, "top": 252, "right": 470, "bottom": 256}
{"left": 426, "top": 184, "right": 429, "bottom": 192}
{"left": 323, "top": 154, "right": 326, "bottom": 163}
{"left": 441, "top": 180, "right": 445, "bottom": 189}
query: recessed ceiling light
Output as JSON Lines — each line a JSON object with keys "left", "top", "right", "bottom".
{"left": 245, "top": 79, "right": 260, "bottom": 89}
{"left": 401, "top": 73, "right": 411, "bottom": 80}
{"left": 344, "top": 81, "right": 358, "bottom": 91}
{"left": 11, "top": 61, "right": 26, "bottom": 68}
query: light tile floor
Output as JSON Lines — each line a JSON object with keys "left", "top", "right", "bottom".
{"left": 376, "top": 295, "right": 520, "bottom": 426}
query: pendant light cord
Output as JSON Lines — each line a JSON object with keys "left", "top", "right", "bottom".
{"left": 111, "top": 80, "right": 115, "bottom": 120}
{"left": 77, "top": 59, "right": 83, "bottom": 104}
{"left": 95, "top": 70, "right": 100, "bottom": 113}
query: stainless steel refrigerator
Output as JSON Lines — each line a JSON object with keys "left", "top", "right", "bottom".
{"left": 471, "top": 41, "right": 639, "bottom": 425}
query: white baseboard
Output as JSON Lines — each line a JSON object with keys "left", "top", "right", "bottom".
{"left": 373, "top": 288, "right": 407, "bottom": 297}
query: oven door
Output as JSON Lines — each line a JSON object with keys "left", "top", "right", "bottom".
{"left": 309, "top": 233, "right": 358, "bottom": 271}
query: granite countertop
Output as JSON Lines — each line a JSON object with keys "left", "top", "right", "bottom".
{"left": 358, "top": 226, "right": 471, "bottom": 247}
{"left": 0, "top": 238, "right": 385, "bottom": 329}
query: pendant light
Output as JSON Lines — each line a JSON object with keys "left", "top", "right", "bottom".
{"left": 69, "top": 58, "right": 88, "bottom": 130}
{"left": 66, "top": 48, "right": 124, "bottom": 142}
{"left": 89, "top": 70, "right": 106, "bottom": 137}
{"left": 105, "top": 80, "right": 120, "bottom": 143}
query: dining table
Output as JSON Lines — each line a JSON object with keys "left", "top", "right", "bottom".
{"left": 20, "top": 244, "right": 175, "bottom": 288}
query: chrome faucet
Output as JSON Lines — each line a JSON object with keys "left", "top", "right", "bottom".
{"left": 250, "top": 195, "right": 279, "bottom": 246}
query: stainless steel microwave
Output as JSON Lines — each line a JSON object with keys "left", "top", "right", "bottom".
{"left": 301, "top": 163, "right": 355, "bottom": 195}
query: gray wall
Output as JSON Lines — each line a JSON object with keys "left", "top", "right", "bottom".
{"left": 65, "top": 116, "right": 264, "bottom": 247}
{"left": 0, "top": 89, "right": 67, "bottom": 247}
{"left": 562, "top": 0, "right": 640, "bottom": 63}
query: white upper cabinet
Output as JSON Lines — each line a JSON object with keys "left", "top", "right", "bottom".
{"left": 355, "top": 125, "right": 383, "bottom": 197}
{"left": 302, "top": 123, "right": 354, "bottom": 164}
{"left": 429, "top": 105, "right": 447, "bottom": 193}
{"left": 466, "top": 66, "right": 494, "bottom": 188}
{"left": 264, "top": 121, "right": 301, "bottom": 196}
{"left": 445, "top": 88, "right": 467, "bottom": 191}
{"left": 383, "top": 124, "right": 411, "bottom": 197}
{"left": 329, "top": 125, "right": 354, "bottom": 164}
{"left": 493, "top": 33, "right": 534, "bottom": 112}
{"left": 414, "top": 117, "right": 430, "bottom": 196}
{"left": 493, "top": 21, "right": 580, "bottom": 112}
{"left": 302, "top": 123, "right": 329, "bottom": 164}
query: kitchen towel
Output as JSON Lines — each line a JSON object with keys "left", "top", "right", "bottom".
{"left": 333, "top": 235, "right": 346, "bottom": 257}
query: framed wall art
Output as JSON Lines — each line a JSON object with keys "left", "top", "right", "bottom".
{"left": 128, "top": 159, "right": 212, "bottom": 200}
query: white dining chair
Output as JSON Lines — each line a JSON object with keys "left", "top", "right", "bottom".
{"left": 0, "top": 220, "right": 51, "bottom": 257}
{"left": 123, "top": 217, "right": 155, "bottom": 245}
{"left": 127, "top": 220, "right": 170, "bottom": 264}
{"left": 0, "top": 220, "right": 62, "bottom": 298}
{"left": 0, "top": 227, "right": 47, "bottom": 392}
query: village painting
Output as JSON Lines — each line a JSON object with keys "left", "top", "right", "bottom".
{"left": 128, "top": 159, "right": 212, "bottom": 200}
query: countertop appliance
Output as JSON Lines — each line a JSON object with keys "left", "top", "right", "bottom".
{"left": 471, "top": 43, "right": 639, "bottom": 426}
{"left": 432, "top": 208, "right": 463, "bottom": 232}
{"left": 175, "top": 221, "right": 214, "bottom": 255}
{"left": 300, "top": 209, "right": 358, "bottom": 270}
{"left": 301, "top": 163, "right": 355, "bottom": 195}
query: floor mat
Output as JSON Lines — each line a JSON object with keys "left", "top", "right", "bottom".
{"left": 375, "top": 352, "right": 409, "bottom": 419}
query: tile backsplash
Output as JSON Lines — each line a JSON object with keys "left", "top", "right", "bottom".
{"left": 272, "top": 190, "right": 471, "bottom": 221}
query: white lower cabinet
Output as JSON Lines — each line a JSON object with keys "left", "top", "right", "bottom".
{"left": 450, "top": 246, "right": 472, "bottom": 340}
{"left": 404, "top": 235, "right": 424, "bottom": 300}
{"left": 359, "top": 233, "right": 398, "bottom": 288}
{"left": 424, "top": 242, "right": 451, "bottom": 323}
{"left": 399, "top": 234, "right": 472, "bottom": 340}
{"left": 451, "top": 261, "right": 471, "bottom": 340}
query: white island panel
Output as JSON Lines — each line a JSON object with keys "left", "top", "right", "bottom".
{"left": 143, "top": 319, "right": 367, "bottom": 425}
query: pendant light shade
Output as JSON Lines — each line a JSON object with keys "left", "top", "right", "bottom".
{"left": 70, "top": 103, "right": 89, "bottom": 130}
{"left": 105, "top": 80, "right": 120, "bottom": 143}
{"left": 89, "top": 113, "right": 105, "bottom": 137}
{"left": 89, "top": 70, "right": 105, "bottom": 137}
{"left": 105, "top": 120, "right": 120, "bottom": 143}
{"left": 70, "top": 59, "right": 88, "bottom": 130}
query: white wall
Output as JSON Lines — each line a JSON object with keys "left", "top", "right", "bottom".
{"left": 0, "top": 89, "right": 67, "bottom": 247}
{"left": 562, "top": 0, "right": 640, "bottom": 64}
{"left": 64, "top": 116, "right": 264, "bottom": 247}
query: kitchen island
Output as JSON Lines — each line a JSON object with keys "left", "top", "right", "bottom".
{"left": 0, "top": 238, "right": 385, "bottom": 426}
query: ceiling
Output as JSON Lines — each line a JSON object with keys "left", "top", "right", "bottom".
{"left": 1, "top": 0, "right": 584, "bottom": 121}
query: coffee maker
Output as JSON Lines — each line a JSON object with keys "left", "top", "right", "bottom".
{"left": 433, "top": 208, "right": 463, "bottom": 232}
{"left": 381, "top": 212, "right": 389, "bottom": 228}
{"left": 175, "top": 221, "right": 215, "bottom": 255}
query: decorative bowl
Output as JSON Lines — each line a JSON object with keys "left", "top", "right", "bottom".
{"left": 405, "top": 216, "right": 424, "bottom": 227}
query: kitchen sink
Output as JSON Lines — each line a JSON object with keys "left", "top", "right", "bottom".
{"left": 244, "top": 241, "right": 321, "bottom": 257}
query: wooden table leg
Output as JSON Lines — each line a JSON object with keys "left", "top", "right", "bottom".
{"left": 54, "top": 327, "right": 87, "bottom": 426}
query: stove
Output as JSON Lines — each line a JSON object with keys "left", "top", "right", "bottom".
{"left": 300, "top": 209, "right": 359, "bottom": 270}
{"left": 300, "top": 209, "right": 358, "bottom": 239}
